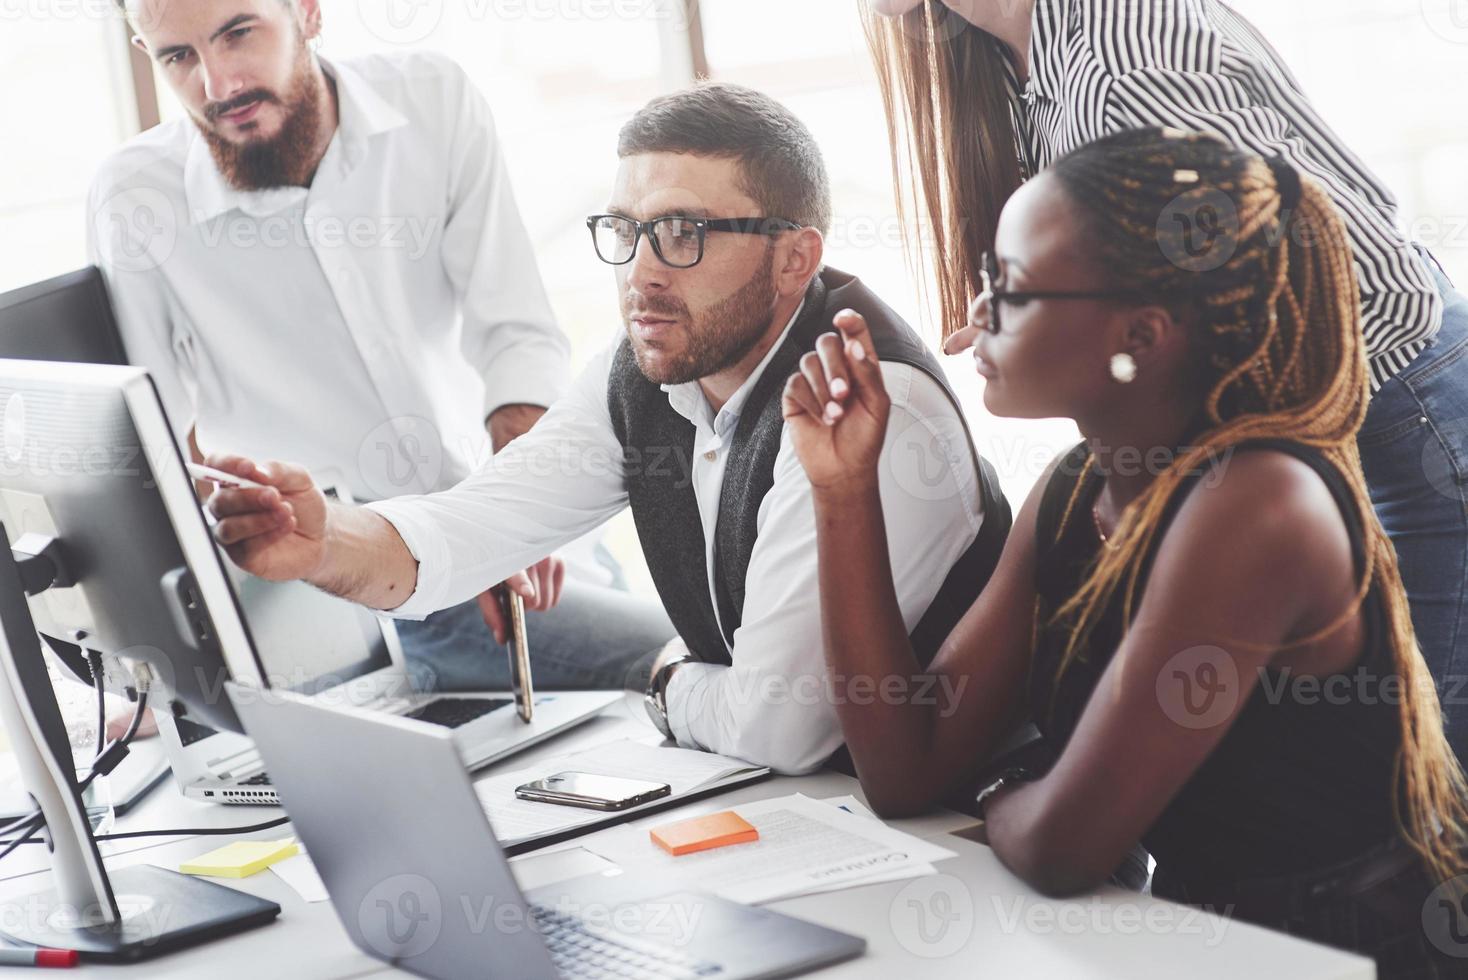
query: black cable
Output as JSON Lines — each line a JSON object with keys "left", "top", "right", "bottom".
{"left": 0, "top": 813, "right": 45, "bottom": 863}
{"left": 97, "top": 816, "right": 290, "bottom": 842}
{"left": 0, "top": 809, "right": 40, "bottom": 841}
{"left": 113, "top": 689, "right": 149, "bottom": 748}
{"left": 0, "top": 689, "right": 153, "bottom": 863}
{"left": 87, "top": 650, "right": 105, "bottom": 762}
{"left": 74, "top": 689, "right": 149, "bottom": 795}
{"left": 0, "top": 816, "right": 290, "bottom": 848}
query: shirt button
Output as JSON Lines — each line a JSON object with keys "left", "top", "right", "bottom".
{"left": 703, "top": 450, "right": 717, "bottom": 462}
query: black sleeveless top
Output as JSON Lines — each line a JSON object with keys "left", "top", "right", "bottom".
{"left": 1029, "top": 439, "right": 1403, "bottom": 891}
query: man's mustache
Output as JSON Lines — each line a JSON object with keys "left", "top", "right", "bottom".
{"left": 204, "top": 89, "right": 277, "bottom": 124}
{"left": 623, "top": 295, "right": 688, "bottom": 320}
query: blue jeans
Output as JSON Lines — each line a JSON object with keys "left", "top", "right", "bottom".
{"left": 1358, "top": 254, "right": 1468, "bottom": 759}
{"left": 1153, "top": 839, "right": 1456, "bottom": 979}
{"left": 396, "top": 578, "right": 675, "bottom": 693}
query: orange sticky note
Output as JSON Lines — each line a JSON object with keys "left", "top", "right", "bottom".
{"left": 650, "top": 810, "right": 759, "bottom": 856}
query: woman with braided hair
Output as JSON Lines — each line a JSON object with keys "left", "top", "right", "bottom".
{"left": 864, "top": 0, "right": 1468, "bottom": 758}
{"left": 782, "top": 128, "right": 1468, "bottom": 974}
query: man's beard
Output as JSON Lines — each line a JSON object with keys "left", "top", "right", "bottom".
{"left": 197, "top": 42, "right": 323, "bottom": 191}
{"left": 623, "top": 247, "right": 779, "bottom": 386}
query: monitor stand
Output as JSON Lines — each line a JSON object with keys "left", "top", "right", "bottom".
{"left": 0, "top": 523, "right": 279, "bottom": 961}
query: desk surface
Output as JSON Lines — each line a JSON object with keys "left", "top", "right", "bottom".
{"left": 0, "top": 707, "right": 1373, "bottom": 979}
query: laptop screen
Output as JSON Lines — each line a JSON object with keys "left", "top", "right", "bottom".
{"left": 160, "top": 557, "right": 395, "bottom": 751}
{"left": 199, "top": 481, "right": 395, "bottom": 698}
{"left": 229, "top": 571, "right": 394, "bottom": 697}
{"left": 230, "top": 575, "right": 393, "bottom": 695}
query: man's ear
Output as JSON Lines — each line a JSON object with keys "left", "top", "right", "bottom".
{"left": 296, "top": 0, "right": 324, "bottom": 40}
{"left": 775, "top": 227, "right": 825, "bottom": 299}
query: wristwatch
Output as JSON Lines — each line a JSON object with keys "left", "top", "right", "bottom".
{"left": 643, "top": 650, "right": 694, "bottom": 740}
{"left": 975, "top": 767, "right": 1034, "bottom": 821}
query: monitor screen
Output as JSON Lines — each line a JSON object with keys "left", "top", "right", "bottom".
{"left": 0, "top": 360, "right": 258, "bottom": 731}
{"left": 0, "top": 268, "right": 128, "bottom": 365}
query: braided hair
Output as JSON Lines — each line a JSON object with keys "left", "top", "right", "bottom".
{"left": 1044, "top": 127, "right": 1467, "bottom": 884}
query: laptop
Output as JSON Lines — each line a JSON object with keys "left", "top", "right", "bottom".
{"left": 229, "top": 683, "right": 866, "bottom": 980}
{"left": 155, "top": 571, "right": 618, "bottom": 805}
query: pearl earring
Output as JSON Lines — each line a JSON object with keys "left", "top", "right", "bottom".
{"left": 1110, "top": 353, "right": 1138, "bottom": 384}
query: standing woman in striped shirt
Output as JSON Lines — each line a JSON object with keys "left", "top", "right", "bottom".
{"left": 866, "top": 0, "right": 1468, "bottom": 754}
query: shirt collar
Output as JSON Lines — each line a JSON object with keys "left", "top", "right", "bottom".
{"left": 1013, "top": 0, "right": 1062, "bottom": 104}
{"left": 183, "top": 55, "right": 409, "bottom": 224}
{"left": 663, "top": 298, "right": 807, "bottom": 438}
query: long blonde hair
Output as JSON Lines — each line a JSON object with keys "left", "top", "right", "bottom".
{"left": 862, "top": 0, "right": 1024, "bottom": 342}
{"left": 1045, "top": 127, "right": 1468, "bottom": 884}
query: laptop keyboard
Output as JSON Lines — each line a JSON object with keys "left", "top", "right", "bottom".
{"left": 531, "top": 905, "right": 724, "bottom": 979}
{"left": 402, "top": 696, "right": 512, "bottom": 729}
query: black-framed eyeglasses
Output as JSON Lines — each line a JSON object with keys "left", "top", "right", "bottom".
{"left": 586, "top": 213, "right": 802, "bottom": 269}
{"left": 977, "top": 251, "right": 1146, "bottom": 334}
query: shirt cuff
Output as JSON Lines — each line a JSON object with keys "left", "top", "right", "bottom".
{"left": 665, "top": 658, "right": 721, "bottom": 749}
{"left": 480, "top": 353, "right": 570, "bottom": 422}
{"left": 362, "top": 497, "right": 452, "bottom": 620}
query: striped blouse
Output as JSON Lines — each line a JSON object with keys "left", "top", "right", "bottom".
{"left": 1002, "top": 0, "right": 1443, "bottom": 390}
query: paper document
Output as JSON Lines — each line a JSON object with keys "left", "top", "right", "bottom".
{"left": 821, "top": 795, "right": 876, "bottom": 820}
{"left": 473, "top": 738, "right": 766, "bottom": 846}
{"left": 510, "top": 847, "right": 618, "bottom": 892}
{"left": 783, "top": 795, "right": 937, "bottom": 897}
{"left": 271, "top": 851, "right": 330, "bottom": 903}
{"left": 582, "top": 793, "right": 954, "bottom": 905}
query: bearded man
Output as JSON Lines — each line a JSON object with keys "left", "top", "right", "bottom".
{"left": 89, "top": 0, "right": 675, "bottom": 711}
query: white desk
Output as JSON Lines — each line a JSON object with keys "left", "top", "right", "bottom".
{"left": 0, "top": 710, "right": 1373, "bottom": 979}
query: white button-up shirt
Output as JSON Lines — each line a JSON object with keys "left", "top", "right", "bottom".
{"left": 369, "top": 304, "right": 985, "bottom": 774}
{"left": 86, "top": 51, "right": 569, "bottom": 502}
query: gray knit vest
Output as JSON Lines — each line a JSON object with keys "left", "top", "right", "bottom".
{"left": 607, "top": 267, "right": 1011, "bottom": 666}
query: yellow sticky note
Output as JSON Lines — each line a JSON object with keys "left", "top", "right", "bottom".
{"left": 180, "top": 838, "right": 299, "bottom": 879}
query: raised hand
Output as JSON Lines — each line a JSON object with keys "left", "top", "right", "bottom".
{"left": 781, "top": 309, "right": 892, "bottom": 492}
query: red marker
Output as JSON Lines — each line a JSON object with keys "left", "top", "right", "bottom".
{"left": 0, "top": 947, "right": 78, "bottom": 967}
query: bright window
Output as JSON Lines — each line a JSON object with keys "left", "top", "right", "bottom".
{"left": 0, "top": 14, "right": 139, "bottom": 292}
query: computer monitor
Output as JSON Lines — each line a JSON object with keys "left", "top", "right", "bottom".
{"left": 0, "top": 267, "right": 128, "bottom": 365}
{"left": 0, "top": 358, "right": 283, "bottom": 957}
{"left": 0, "top": 270, "right": 395, "bottom": 715}
{"left": 163, "top": 555, "right": 397, "bottom": 757}
{"left": 0, "top": 358, "right": 264, "bottom": 733}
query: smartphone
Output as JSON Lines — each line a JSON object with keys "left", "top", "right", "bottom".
{"left": 504, "top": 590, "right": 533, "bottom": 723}
{"left": 514, "top": 771, "right": 672, "bottom": 811}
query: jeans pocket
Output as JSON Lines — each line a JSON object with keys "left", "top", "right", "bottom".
{"left": 1361, "top": 365, "right": 1468, "bottom": 501}
{"left": 1422, "top": 418, "right": 1468, "bottom": 498}
{"left": 1413, "top": 373, "right": 1468, "bottom": 499}
{"left": 1360, "top": 372, "right": 1426, "bottom": 444}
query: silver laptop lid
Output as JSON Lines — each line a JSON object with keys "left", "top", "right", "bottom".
{"left": 225, "top": 682, "right": 558, "bottom": 980}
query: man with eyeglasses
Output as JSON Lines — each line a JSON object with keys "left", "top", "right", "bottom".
{"left": 90, "top": 0, "right": 675, "bottom": 710}
{"left": 201, "top": 83, "right": 1011, "bottom": 774}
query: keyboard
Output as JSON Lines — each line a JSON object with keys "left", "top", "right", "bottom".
{"left": 531, "top": 904, "right": 724, "bottom": 979}
{"left": 401, "top": 697, "right": 512, "bottom": 729}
